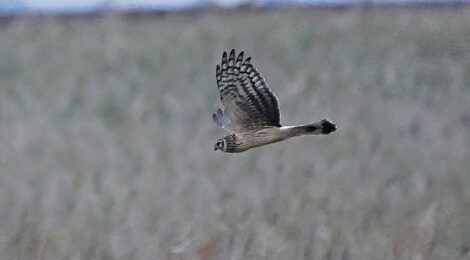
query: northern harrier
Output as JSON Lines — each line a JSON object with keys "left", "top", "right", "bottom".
{"left": 213, "top": 49, "right": 336, "bottom": 153}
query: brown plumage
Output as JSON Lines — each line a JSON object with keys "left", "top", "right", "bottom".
{"left": 213, "top": 49, "right": 336, "bottom": 153}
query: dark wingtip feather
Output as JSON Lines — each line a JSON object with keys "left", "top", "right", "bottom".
{"left": 222, "top": 51, "right": 228, "bottom": 62}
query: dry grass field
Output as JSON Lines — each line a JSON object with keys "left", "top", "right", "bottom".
{"left": 0, "top": 6, "right": 469, "bottom": 260}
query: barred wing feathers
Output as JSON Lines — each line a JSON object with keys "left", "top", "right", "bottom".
{"left": 216, "top": 49, "right": 281, "bottom": 132}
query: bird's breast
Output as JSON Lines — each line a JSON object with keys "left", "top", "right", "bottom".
{"left": 233, "top": 127, "right": 288, "bottom": 151}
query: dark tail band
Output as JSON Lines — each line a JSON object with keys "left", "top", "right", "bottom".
{"left": 296, "top": 119, "right": 337, "bottom": 135}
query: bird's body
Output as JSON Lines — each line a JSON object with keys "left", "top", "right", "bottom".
{"left": 222, "top": 128, "right": 285, "bottom": 153}
{"left": 221, "top": 122, "right": 335, "bottom": 153}
{"left": 213, "top": 49, "right": 336, "bottom": 153}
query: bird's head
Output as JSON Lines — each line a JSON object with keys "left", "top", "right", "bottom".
{"left": 213, "top": 138, "right": 227, "bottom": 152}
{"left": 214, "top": 134, "right": 240, "bottom": 153}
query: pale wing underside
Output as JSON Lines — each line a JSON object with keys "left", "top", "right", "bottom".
{"left": 216, "top": 49, "right": 281, "bottom": 132}
{"left": 212, "top": 108, "right": 232, "bottom": 132}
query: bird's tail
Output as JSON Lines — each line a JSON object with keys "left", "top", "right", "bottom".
{"left": 291, "top": 119, "right": 337, "bottom": 136}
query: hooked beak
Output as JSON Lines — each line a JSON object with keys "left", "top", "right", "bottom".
{"left": 214, "top": 144, "right": 219, "bottom": 151}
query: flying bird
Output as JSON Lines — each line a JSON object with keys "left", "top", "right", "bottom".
{"left": 213, "top": 49, "right": 336, "bottom": 153}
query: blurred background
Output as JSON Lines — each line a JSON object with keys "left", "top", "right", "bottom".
{"left": 1, "top": 0, "right": 470, "bottom": 259}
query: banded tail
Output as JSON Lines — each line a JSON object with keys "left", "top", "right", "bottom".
{"left": 287, "top": 119, "right": 337, "bottom": 136}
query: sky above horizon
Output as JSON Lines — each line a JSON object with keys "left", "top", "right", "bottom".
{"left": 1, "top": 0, "right": 466, "bottom": 13}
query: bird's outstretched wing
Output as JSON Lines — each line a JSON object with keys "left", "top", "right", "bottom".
{"left": 216, "top": 49, "right": 281, "bottom": 132}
